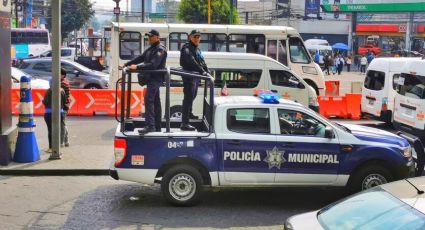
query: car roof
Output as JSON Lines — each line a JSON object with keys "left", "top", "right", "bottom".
{"left": 380, "top": 176, "right": 425, "bottom": 214}
{"left": 368, "top": 57, "right": 420, "bottom": 72}
{"left": 23, "top": 58, "right": 73, "bottom": 63}
{"left": 214, "top": 96, "right": 303, "bottom": 108}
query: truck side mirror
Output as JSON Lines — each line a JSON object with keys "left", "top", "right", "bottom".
{"left": 324, "top": 126, "right": 334, "bottom": 138}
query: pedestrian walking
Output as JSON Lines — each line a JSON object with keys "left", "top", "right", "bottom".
{"left": 60, "top": 68, "right": 70, "bottom": 147}
{"left": 323, "top": 53, "right": 331, "bottom": 75}
{"left": 179, "top": 29, "right": 210, "bottom": 131}
{"left": 122, "top": 29, "right": 167, "bottom": 134}
{"left": 354, "top": 55, "right": 360, "bottom": 71}
{"left": 336, "top": 55, "right": 344, "bottom": 75}
{"left": 360, "top": 55, "right": 367, "bottom": 74}
{"left": 42, "top": 80, "right": 67, "bottom": 153}
{"left": 346, "top": 55, "right": 352, "bottom": 72}
{"left": 314, "top": 50, "right": 320, "bottom": 64}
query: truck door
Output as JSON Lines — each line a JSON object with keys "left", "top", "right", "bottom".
{"left": 217, "top": 107, "right": 277, "bottom": 185}
{"left": 274, "top": 108, "right": 340, "bottom": 184}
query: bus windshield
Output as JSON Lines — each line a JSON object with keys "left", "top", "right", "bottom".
{"left": 11, "top": 29, "right": 49, "bottom": 45}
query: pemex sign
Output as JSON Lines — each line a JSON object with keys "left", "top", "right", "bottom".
{"left": 322, "top": 0, "right": 425, "bottom": 12}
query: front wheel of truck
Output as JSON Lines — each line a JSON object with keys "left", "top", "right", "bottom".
{"left": 161, "top": 165, "right": 203, "bottom": 206}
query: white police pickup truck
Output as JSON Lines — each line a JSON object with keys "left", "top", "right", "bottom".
{"left": 110, "top": 87, "right": 415, "bottom": 206}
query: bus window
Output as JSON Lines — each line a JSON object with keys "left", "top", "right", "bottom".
{"left": 227, "top": 34, "right": 265, "bottom": 54}
{"left": 278, "top": 40, "right": 288, "bottom": 66}
{"left": 267, "top": 40, "right": 277, "bottom": 59}
{"left": 397, "top": 73, "right": 425, "bottom": 99}
{"left": 214, "top": 69, "right": 262, "bottom": 88}
{"left": 144, "top": 37, "right": 167, "bottom": 49}
{"left": 119, "top": 32, "right": 141, "bottom": 60}
{"left": 289, "top": 37, "right": 310, "bottom": 64}
{"left": 199, "top": 33, "right": 227, "bottom": 52}
{"left": 169, "top": 32, "right": 188, "bottom": 51}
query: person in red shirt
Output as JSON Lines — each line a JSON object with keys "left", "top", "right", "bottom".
{"left": 61, "top": 68, "right": 70, "bottom": 147}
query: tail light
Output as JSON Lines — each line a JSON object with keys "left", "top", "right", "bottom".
{"left": 381, "top": 97, "right": 388, "bottom": 111}
{"left": 114, "top": 138, "right": 127, "bottom": 167}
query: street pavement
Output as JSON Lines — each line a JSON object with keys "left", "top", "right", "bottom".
{"left": 0, "top": 176, "right": 345, "bottom": 230}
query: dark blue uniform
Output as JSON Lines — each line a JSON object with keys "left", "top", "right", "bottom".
{"left": 124, "top": 41, "right": 167, "bottom": 131}
{"left": 180, "top": 42, "right": 209, "bottom": 126}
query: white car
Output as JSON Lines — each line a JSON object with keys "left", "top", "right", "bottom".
{"left": 285, "top": 176, "right": 425, "bottom": 230}
{"left": 11, "top": 67, "right": 49, "bottom": 89}
{"left": 38, "top": 48, "right": 77, "bottom": 61}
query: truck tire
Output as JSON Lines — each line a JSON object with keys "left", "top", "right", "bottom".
{"left": 348, "top": 164, "right": 392, "bottom": 194}
{"left": 161, "top": 165, "right": 203, "bottom": 206}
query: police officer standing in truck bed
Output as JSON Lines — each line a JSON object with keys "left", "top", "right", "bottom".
{"left": 123, "top": 29, "right": 167, "bottom": 134}
{"left": 180, "top": 29, "right": 210, "bottom": 131}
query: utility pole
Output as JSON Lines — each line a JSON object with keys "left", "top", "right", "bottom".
{"left": 49, "top": 0, "right": 61, "bottom": 160}
{"left": 142, "top": 0, "right": 145, "bottom": 23}
{"left": 208, "top": 0, "right": 211, "bottom": 24}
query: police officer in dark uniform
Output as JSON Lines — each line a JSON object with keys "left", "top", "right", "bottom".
{"left": 122, "top": 29, "right": 167, "bottom": 134}
{"left": 180, "top": 29, "right": 210, "bottom": 131}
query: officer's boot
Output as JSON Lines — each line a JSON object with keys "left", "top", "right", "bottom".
{"left": 138, "top": 125, "right": 156, "bottom": 135}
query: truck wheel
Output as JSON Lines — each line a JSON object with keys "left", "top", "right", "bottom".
{"left": 348, "top": 165, "right": 392, "bottom": 193}
{"left": 161, "top": 165, "right": 203, "bottom": 206}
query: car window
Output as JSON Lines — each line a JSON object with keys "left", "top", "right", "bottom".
{"left": 32, "top": 62, "right": 52, "bottom": 72}
{"left": 61, "top": 49, "right": 72, "bottom": 56}
{"left": 227, "top": 108, "right": 270, "bottom": 134}
{"left": 269, "top": 70, "right": 303, "bottom": 88}
{"left": 396, "top": 73, "right": 425, "bottom": 99}
{"left": 289, "top": 37, "right": 310, "bottom": 64}
{"left": 61, "top": 63, "right": 79, "bottom": 73}
{"left": 278, "top": 109, "right": 326, "bottom": 137}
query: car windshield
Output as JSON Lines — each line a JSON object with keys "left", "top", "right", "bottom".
{"left": 318, "top": 187, "right": 425, "bottom": 230}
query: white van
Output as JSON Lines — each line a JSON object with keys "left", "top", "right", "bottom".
{"left": 160, "top": 52, "right": 319, "bottom": 118}
{"left": 393, "top": 59, "right": 425, "bottom": 137}
{"left": 361, "top": 58, "right": 419, "bottom": 125}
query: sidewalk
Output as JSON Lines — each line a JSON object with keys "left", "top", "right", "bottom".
{"left": 0, "top": 116, "right": 116, "bottom": 175}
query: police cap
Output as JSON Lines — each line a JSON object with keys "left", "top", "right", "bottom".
{"left": 145, "top": 29, "right": 160, "bottom": 37}
{"left": 189, "top": 29, "right": 201, "bottom": 36}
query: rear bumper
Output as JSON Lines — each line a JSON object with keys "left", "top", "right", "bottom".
{"left": 362, "top": 110, "right": 392, "bottom": 123}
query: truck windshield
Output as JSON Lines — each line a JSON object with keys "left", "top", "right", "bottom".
{"left": 318, "top": 187, "right": 425, "bottom": 230}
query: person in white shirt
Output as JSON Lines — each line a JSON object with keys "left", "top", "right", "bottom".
{"left": 360, "top": 55, "right": 367, "bottom": 74}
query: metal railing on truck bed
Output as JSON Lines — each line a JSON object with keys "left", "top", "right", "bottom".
{"left": 116, "top": 67, "right": 215, "bottom": 134}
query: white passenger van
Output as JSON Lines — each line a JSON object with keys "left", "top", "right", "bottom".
{"left": 164, "top": 51, "right": 319, "bottom": 118}
{"left": 393, "top": 59, "right": 425, "bottom": 137}
{"left": 109, "top": 23, "right": 325, "bottom": 95}
{"left": 361, "top": 58, "right": 419, "bottom": 125}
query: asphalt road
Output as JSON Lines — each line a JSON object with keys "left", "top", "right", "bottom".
{"left": 0, "top": 176, "right": 346, "bottom": 230}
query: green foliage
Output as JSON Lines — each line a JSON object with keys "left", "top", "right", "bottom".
{"left": 46, "top": 0, "right": 95, "bottom": 40}
{"left": 177, "top": 0, "right": 239, "bottom": 24}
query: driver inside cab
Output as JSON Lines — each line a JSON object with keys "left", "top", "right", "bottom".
{"left": 279, "top": 110, "right": 326, "bottom": 137}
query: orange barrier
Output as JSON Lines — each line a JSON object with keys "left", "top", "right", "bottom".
{"left": 318, "top": 93, "right": 362, "bottom": 120}
{"left": 11, "top": 89, "right": 143, "bottom": 116}
{"left": 345, "top": 94, "right": 361, "bottom": 120}
{"left": 325, "top": 80, "right": 340, "bottom": 96}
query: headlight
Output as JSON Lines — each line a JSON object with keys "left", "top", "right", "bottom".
{"left": 402, "top": 146, "right": 412, "bottom": 158}
{"left": 302, "top": 66, "right": 318, "bottom": 75}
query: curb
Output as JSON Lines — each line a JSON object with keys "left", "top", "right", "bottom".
{"left": 0, "top": 169, "right": 109, "bottom": 176}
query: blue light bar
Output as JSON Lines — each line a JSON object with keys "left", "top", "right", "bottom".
{"left": 258, "top": 93, "right": 280, "bottom": 104}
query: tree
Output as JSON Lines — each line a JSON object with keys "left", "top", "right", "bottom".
{"left": 46, "top": 0, "right": 95, "bottom": 40}
{"left": 177, "top": 0, "right": 239, "bottom": 24}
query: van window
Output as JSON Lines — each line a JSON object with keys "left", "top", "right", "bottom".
{"left": 214, "top": 69, "right": 262, "bottom": 88}
{"left": 278, "top": 40, "right": 288, "bottom": 66}
{"left": 267, "top": 40, "right": 277, "bottom": 59}
{"left": 364, "top": 70, "right": 385, "bottom": 91}
{"left": 270, "top": 70, "right": 303, "bottom": 88}
{"left": 169, "top": 33, "right": 187, "bottom": 51}
{"left": 61, "top": 49, "right": 72, "bottom": 57}
{"left": 144, "top": 37, "right": 167, "bottom": 50}
{"left": 119, "top": 32, "right": 141, "bottom": 60}
{"left": 289, "top": 37, "right": 310, "bottom": 64}
{"left": 227, "top": 108, "right": 270, "bottom": 134}
{"left": 396, "top": 73, "right": 425, "bottom": 99}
